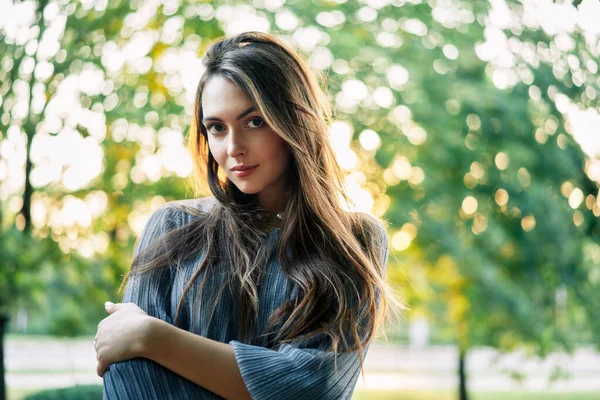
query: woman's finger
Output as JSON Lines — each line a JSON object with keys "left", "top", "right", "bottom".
{"left": 96, "top": 359, "right": 107, "bottom": 377}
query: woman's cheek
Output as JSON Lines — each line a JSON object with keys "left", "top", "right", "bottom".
{"left": 208, "top": 141, "right": 225, "bottom": 164}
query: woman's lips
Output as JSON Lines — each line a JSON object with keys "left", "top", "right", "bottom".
{"left": 232, "top": 165, "right": 258, "bottom": 177}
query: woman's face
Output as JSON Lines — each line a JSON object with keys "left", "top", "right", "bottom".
{"left": 201, "top": 76, "right": 289, "bottom": 209}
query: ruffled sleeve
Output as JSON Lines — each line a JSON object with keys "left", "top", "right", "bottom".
{"left": 230, "top": 216, "right": 389, "bottom": 400}
{"left": 230, "top": 339, "right": 364, "bottom": 400}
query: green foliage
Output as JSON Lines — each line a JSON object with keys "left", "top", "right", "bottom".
{"left": 353, "top": 391, "right": 600, "bottom": 400}
{"left": 316, "top": 0, "right": 600, "bottom": 360}
{"left": 48, "top": 310, "right": 86, "bottom": 337}
{"left": 24, "top": 385, "right": 102, "bottom": 400}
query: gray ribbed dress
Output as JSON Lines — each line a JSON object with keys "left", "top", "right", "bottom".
{"left": 102, "top": 198, "right": 388, "bottom": 400}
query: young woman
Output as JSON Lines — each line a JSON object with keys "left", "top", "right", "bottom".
{"left": 94, "top": 31, "right": 394, "bottom": 400}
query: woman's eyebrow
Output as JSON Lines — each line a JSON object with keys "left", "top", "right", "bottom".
{"left": 202, "top": 106, "right": 256, "bottom": 123}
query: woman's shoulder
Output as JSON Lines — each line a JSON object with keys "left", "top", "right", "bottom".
{"left": 171, "top": 196, "right": 218, "bottom": 214}
{"left": 350, "top": 212, "right": 389, "bottom": 272}
{"left": 352, "top": 211, "right": 388, "bottom": 238}
{"left": 146, "top": 196, "right": 218, "bottom": 230}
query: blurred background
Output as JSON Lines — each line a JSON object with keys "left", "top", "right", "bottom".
{"left": 1, "top": 0, "right": 599, "bottom": 399}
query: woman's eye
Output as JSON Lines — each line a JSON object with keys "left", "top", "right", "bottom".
{"left": 206, "top": 124, "right": 224, "bottom": 135}
{"left": 248, "top": 118, "right": 264, "bottom": 128}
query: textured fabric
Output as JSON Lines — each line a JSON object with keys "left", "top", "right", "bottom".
{"left": 103, "top": 198, "right": 388, "bottom": 400}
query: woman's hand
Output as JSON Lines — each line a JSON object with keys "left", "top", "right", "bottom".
{"left": 94, "top": 301, "right": 153, "bottom": 377}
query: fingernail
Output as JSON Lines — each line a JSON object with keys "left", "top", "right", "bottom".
{"left": 104, "top": 301, "right": 114, "bottom": 308}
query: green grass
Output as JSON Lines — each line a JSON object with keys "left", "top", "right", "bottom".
{"left": 352, "top": 391, "right": 600, "bottom": 400}
{"left": 10, "top": 388, "right": 600, "bottom": 400}
{"left": 8, "top": 388, "right": 40, "bottom": 400}
{"left": 470, "top": 394, "right": 600, "bottom": 400}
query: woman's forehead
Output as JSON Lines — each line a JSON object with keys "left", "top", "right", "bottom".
{"left": 201, "top": 76, "right": 253, "bottom": 116}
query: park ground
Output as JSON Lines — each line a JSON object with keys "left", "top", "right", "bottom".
{"left": 5, "top": 335, "right": 600, "bottom": 399}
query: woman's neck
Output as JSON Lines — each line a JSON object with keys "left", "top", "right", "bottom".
{"left": 257, "top": 188, "right": 288, "bottom": 216}
{"left": 256, "top": 188, "right": 288, "bottom": 231}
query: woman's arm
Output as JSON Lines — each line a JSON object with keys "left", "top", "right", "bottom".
{"left": 143, "top": 316, "right": 252, "bottom": 400}
{"left": 97, "top": 301, "right": 251, "bottom": 400}
{"left": 98, "top": 300, "right": 364, "bottom": 400}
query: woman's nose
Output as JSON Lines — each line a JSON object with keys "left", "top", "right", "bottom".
{"left": 227, "top": 131, "right": 246, "bottom": 158}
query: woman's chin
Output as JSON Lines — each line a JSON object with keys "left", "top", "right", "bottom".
{"left": 231, "top": 182, "right": 261, "bottom": 195}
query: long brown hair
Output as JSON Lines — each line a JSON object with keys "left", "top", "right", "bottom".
{"left": 121, "top": 31, "right": 396, "bottom": 370}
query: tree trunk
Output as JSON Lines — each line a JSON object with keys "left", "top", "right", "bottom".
{"left": 458, "top": 347, "right": 468, "bottom": 400}
{"left": 0, "top": 314, "right": 8, "bottom": 400}
{"left": 20, "top": 142, "right": 33, "bottom": 233}
{"left": 18, "top": 0, "right": 49, "bottom": 234}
